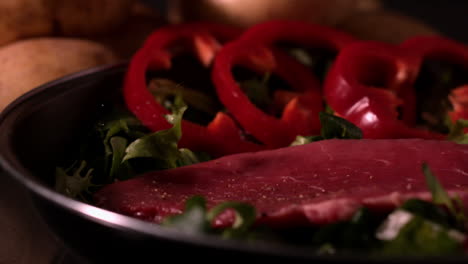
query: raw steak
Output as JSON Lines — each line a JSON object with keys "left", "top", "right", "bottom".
{"left": 94, "top": 139, "right": 468, "bottom": 227}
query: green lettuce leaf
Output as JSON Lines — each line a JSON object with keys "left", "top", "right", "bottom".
{"left": 447, "top": 119, "right": 468, "bottom": 144}
{"left": 423, "top": 163, "right": 466, "bottom": 229}
{"left": 207, "top": 201, "right": 257, "bottom": 239}
{"left": 162, "top": 196, "right": 257, "bottom": 239}
{"left": 319, "top": 112, "right": 363, "bottom": 139}
{"left": 162, "top": 196, "right": 210, "bottom": 234}
{"left": 108, "top": 136, "right": 129, "bottom": 180}
{"left": 291, "top": 112, "right": 363, "bottom": 146}
{"left": 377, "top": 210, "right": 464, "bottom": 256}
{"left": 123, "top": 98, "right": 187, "bottom": 169}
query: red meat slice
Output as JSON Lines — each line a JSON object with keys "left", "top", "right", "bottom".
{"left": 94, "top": 139, "right": 468, "bottom": 227}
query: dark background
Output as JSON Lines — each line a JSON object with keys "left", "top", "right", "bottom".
{"left": 384, "top": 0, "right": 467, "bottom": 43}
{"left": 143, "top": 0, "right": 468, "bottom": 43}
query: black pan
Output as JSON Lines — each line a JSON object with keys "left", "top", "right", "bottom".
{"left": 0, "top": 64, "right": 465, "bottom": 263}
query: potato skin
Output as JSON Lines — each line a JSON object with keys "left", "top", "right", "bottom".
{"left": 0, "top": 0, "right": 54, "bottom": 46}
{"left": 0, "top": 38, "right": 118, "bottom": 110}
{"left": 0, "top": 0, "right": 136, "bottom": 46}
{"left": 91, "top": 1, "right": 165, "bottom": 59}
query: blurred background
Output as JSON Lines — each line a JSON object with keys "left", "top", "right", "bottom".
{"left": 0, "top": 0, "right": 466, "bottom": 263}
{"left": 0, "top": 0, "right": 466, "bottom": 111}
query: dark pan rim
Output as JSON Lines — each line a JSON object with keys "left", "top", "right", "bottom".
{"left": 0, "top": 63, "right": 466, "bottom": 263}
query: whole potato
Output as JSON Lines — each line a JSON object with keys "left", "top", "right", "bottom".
{"left": 0, "top": 38, "right": 118, "bottom": 111}
{"left": 0, "top": 0, "right": 54, "bottom": 46}
{"left": 55, "top": 0, "right": 135, "bottom": 36}
{"left": 337, "top": 11, "right": 440, "bottom": 44}
{"left": 91, "top": 1, "right": 165, "bottom": 59}
{"left": 0, "top": 0, "right": 138, "bottom": 46}
{"left": 168, "top": 0, "right": 381, "bottom": 27}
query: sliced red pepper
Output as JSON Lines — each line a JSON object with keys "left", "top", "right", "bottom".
{"left": 401, "top": 36, "right": 468, "bottom": 127}
{"left": 323, "top": 37, "right": 468, "bottom": 139}
{"left": 124, "top": 23, "right": 265, "bottom": 157}
{"left": 212, "top": 20, "right": 356, "bottom": 147}
{"left": 448, "top": 85, "right": 468, "bottom": 125}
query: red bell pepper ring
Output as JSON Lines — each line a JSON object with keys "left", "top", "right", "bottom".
{"left": 213, "top": 44, "right": 323, "bottom": 147}
{"left": 449, "top": 85, "right": 468, "bottom": 122}
{"left": 323, "top": 38, "right": 467, "bottom": 139}
{"left": 401, "top": 36, "right": 468, "bottom": 127}
{"left": 212, "top": 20, "right": 356, "bottom": 147}
{"left": 124, "top": 23, "right": 265, "bottom": 157}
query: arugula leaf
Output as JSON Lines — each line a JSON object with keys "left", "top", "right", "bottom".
{"left": 319, "top": 112, "right": 363, "bottom": 139}
{"left": 374, "top": 164, "right": 468, "bottom": 256}
{"left": 422, "top": 163, "right": 466, "bottom": 229}
{"left": 423, "top": 164, "right": 454, "bottom": 209}
{"left": 447, "top": 119, "right": 468, "bottom": 144}
{"left": 206, "top": 202, "right": 257, "bottom": 239}
{"left": 400, "top": 199, "right": 453, "bottom": 229}
{"left": 55, "top": 160, "right": 95, "bottom": 200}
{"left": 108, "top": 136, "right": 128, "bottom": 180}
{"left": 324, "top": 104, "right": 335, "bottom": 115}
{"left": 377, "top": 210, "right": 464, "bottom": 256}
{"left": 162, "top": 196, "right": 257, "bottom": 239}
{"left": 290, "top": 112, "right": 363, "bottom": 146}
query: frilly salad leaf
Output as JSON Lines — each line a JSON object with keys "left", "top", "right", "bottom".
{"left": 55, "top": 160, "right": 95, "bottom": 201}
{"left": 122, "top": 96, "right": 212, "bottom": 171}
{"left": 123, "top": 103, "right": 186, "bottom": 169}
{"left": 96, "top": 110, "right": 149, "bottom": 181}
{"left": 55, "top": 95, "right": 212, "bottom": 200}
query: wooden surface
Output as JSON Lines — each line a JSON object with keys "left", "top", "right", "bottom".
{"left": 0, "top": 172, "right": 60, "bottom": 264}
